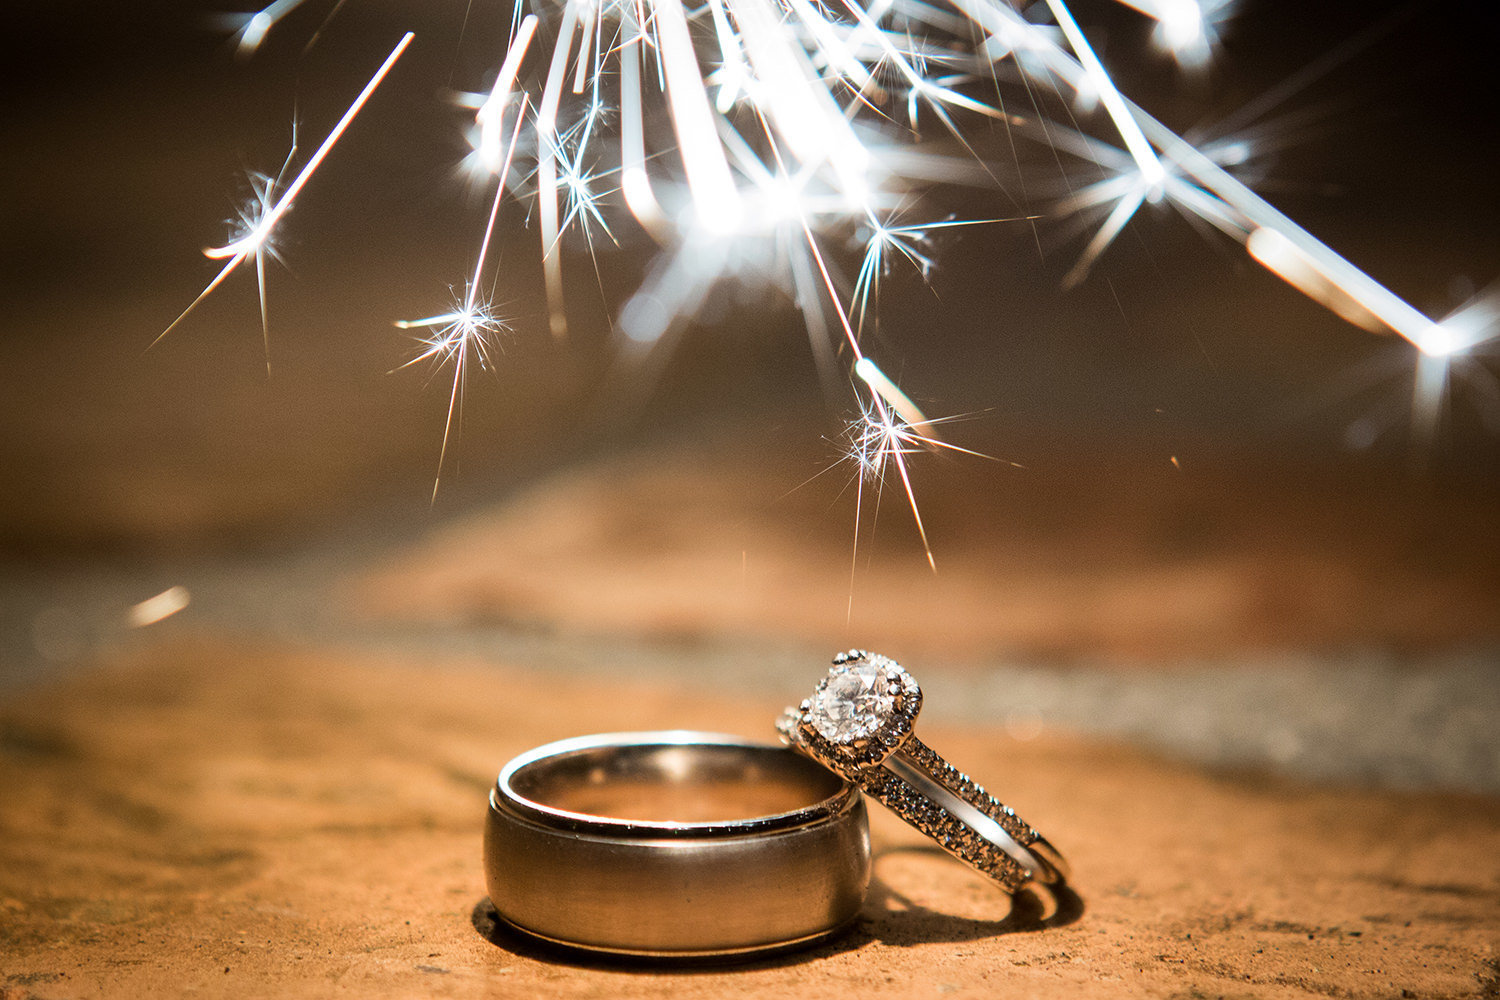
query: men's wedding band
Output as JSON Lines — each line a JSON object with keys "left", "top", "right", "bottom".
{"left": 484, "top": 731, "right": 871, "bottom": 958}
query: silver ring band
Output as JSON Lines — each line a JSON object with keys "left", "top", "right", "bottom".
{"left": 780, "top": 651, "right": 1069, "bottom": 892}
{"left": 483, "top": 731, "right": 872, "bottom": 958}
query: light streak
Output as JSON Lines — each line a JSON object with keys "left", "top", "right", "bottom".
{"left": 1113, "top": 0, "right": 1226, "bottom": 65}
{"left": 476, "top": 14, "right": 539, "bottom": 173}
{"left": 851, "top": 214, "right": 1009, "bottom": 334}
{"left": 722, "top": 0, "right": 874, "bottom": 205}
{"left": 209, "top": 33, "right": 413, "bottom": 260}
{"left": 173, "top": 0, "right": 1494, "bottom": 558}
{"left": 1246, "top": 227, "right": 1382, "bottom": 332}
{"left": 155, "top": 31, "right": 414, "bottom": 366}
{"left": 855, "top": 356, "right": 930, "bottom": 430}
{"left": 395, "top": 94, "right": 529, "bottom": 500}
{"left": 651, "top": 0, "right": 744, "bottom": 232}
{"left": 970, "top": 7, "right": 1455, "bottom": 364}
{"left": 617, "top": 23, "right": 669, "bottom": 236}
{"left": 1132, "top": 110, "right": 1444, "bottom": 351}
{"left": 844, "top": 393, "right": 938, "bottom": 574}
{"left": 942, "top": 0, "right": 1453, "bottom": 363}
{"left": 838, "top": 361, "right": 1017, "bottom": 576}
{"left": 534, "top": 0, "right": 583, "bottom": 338}
{"left": 127, "top": 587, "right": 192, "bottom": 628}
{"left": 231, "top": 0, "right": 314, "bottom": 56}
{"left": 1044, "top": 0, "right": 1165, "bottom": 187}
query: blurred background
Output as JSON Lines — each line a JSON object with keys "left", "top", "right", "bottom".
{"left": 2, "top": 0, "right": 1497, "bottom": 791}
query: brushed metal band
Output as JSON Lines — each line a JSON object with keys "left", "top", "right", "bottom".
{"left": 484, "top": 731, "right": 872, "bottom": 958}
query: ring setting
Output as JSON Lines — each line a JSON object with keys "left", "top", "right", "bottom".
{"left": 799, "top": 650, "right": 921, "bottom": 763}
{"left": 780, "top": 649, "right": 1069, "bottom": 892}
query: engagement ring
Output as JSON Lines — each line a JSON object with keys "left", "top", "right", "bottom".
{"left": 779, "top": 650, "right": 1069, "bottom": 891}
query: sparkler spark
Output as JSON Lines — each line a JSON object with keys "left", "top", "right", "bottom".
{"left": 835, "top": 360, "right": 1020, "bottom": 580}
{"left": 217, "top": 0, "right": 315, "bottom": 57}
{"left": 394, "top": 293, "right": 512, "bottom": 500}
{"left": 396, "top": 92, "right": 530, "bottom": 500}
{"left": 851, "top": 213, "right": 1021, "bottom": 335}
{"left": 182, "top": 0, "right": 1493, "bottom": 559}
{"left": 1324, "top": 285, "right": 1500, "bottom": 455}
{"left": 155, "top": 31, "right": 413, "bottom": 369}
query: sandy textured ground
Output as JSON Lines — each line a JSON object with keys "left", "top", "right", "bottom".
{"left": 3, "top": 639, "right": 1498, "bottom": 999}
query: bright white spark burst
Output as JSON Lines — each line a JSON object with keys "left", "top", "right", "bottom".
{"left": 177, "top": 0, "right": 1494, "bottom": 556}
{"left": 840, "top": 373, "right": 1016, "bottom": 574}
{"left": 394, "top": 293, "right": 511, "bottom": 500}
{"left": 157, "top": 31, "right": 414, "bottom": 369}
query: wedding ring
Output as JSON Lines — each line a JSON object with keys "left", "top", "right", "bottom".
{"left": 779, "top": 651, "right": 1069, "bottom": 892}
{"left": 483, "top": 731, "right": 871, "bottom": 958}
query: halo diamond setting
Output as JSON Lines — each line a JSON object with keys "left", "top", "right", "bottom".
{"left": 779, "top": 649, "right": 1070, "bottom": 892}
{"left": 781, "top": 650, "right": 922, "bottom": 770}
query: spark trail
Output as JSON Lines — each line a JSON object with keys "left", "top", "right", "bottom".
{"left": 156, "top": 31, "right": 414, "bottom": 370}
{"left": 188, "top": 0, "right": 1494, "bottom": 556}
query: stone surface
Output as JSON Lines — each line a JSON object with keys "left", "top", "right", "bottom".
{"left": 3, "top": 638, "right": 1499, "bottom": 999}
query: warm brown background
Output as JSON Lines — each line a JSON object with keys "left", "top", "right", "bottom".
{"left": 3, "top": 0, "right": 1499, "bottom": 996}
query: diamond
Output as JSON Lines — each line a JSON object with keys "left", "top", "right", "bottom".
{"left": 775, "top": 706, "right": 803, "bottom": 744}
{"left": 810, "top": 658, "right": 896, "bottom": 743}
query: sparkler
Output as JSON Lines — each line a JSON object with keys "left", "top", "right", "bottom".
{"left": 180, "top": 0, "right": 1492, "bottom": 556}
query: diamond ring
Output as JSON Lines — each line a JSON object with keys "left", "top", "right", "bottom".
{"left": 778, "top": 650, "right": 1069, "bottom": 892}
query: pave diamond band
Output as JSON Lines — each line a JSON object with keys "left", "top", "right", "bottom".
{"left": 780, "top": 650, "right": 1069, "bottom": 892}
